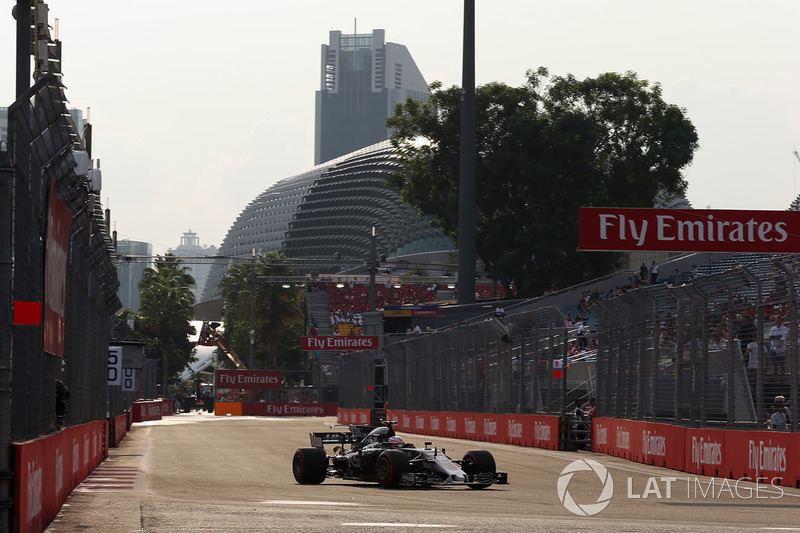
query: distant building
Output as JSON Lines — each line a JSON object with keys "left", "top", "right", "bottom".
{"left": 167, "top": 230, "right": 218, "bottom": 302}
{"left": 314, "top": 29, "right": 429, "bottom": 165}
{"left": 0, "top": 107, "right": 9, "bottom": 142}
{"left": 117, "top": 240, "right": 152, "bottom": 312}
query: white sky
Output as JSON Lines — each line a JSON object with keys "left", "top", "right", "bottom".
{"left": 3, "top": 1, "right": 799, "bottom": 255}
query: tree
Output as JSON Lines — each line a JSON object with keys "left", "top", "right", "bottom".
{"left": 387, "top": 68, "right": 699, "bottom": 296}
{"left": 138, "top": 255, "right": 197, "bottom": 391}
{"left": 219, "top": 252, "right": 305, "bottom": 374}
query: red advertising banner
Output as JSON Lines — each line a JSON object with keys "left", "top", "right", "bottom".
{"left": 243, "top": 402, "right": 337, "bottom": 417}
{"left": 44, "top": 180, "right": 72, "bottom": 357}
{"left": 215, "top": 369, "right": 282, "bottom": 389}
{"left": 579, "top": 208, "right": 800, "bottom": 253}
{"left": 684, "top": 428, "right": 727, "bottom": 477}
{"left": 301, "top": 335, "right": 379, "bottom": 351}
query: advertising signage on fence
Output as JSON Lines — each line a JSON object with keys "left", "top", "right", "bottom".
{"left": 216, "top": 370, "right": 282, "bottom": 389}
{"left": 383, "top": 305, "right": 439, "bottom": 317}
{"left": 579, "top": 208, "right": 800, "bottom": 253}
{"left": 301, "top": 335, "right": 379, "bottom": 351}
{"left": 44, "top": 180, "right": 72, "bottom": 357}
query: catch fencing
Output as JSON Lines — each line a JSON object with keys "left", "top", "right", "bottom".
{"left": 341, "top": 254, "right": 799, "bottom": 434}
{"left": 340, "top": 308, "right": 577, "bottom": 417}
{"left": 592, "top": 255, "right": 799, "bottom": 431}
{"left": 5, "top": 74, "right": 124, "bottom": 442}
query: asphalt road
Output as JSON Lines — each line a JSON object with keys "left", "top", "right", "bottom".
{"left": 46, "top": 412, "right": 800, "bottom": 532}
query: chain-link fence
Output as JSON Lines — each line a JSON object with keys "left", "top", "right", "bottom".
{"left": 6, "top": 74, "right": 122, "bottom": 441}
{"left": 592, "top": 255, "right": 799, "bottom": 431}
{"left": 341, "top": 307, "right": 580, "bottom": 415}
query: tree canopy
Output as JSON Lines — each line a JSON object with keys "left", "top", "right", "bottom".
{"left": 387, "top": 68, "right": 699, "bottom": 296}
{"left": 138, "top": 254, "right": 197, "bottom": 389}
{"left": 219, "top": 252, "right": 305, "bottom": 375}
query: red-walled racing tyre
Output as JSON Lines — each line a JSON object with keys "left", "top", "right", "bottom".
{"left": 292, "top": 447, "right": 328, "bottom": 484}
{"left": 462, "top": 450, "right": 496, "bottom": 489}
{"left": 375, "top": 450, "right": 410, "bottom": 488}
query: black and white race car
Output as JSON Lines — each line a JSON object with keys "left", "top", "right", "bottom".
{"left": 292, "top": 421, "right": 508, "bottom": 489}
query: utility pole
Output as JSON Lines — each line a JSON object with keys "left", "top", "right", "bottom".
{"left": 368, "top": 227, "right": 378, "bottom": 312}
{"left": 457, "top": 0, "right": 477, "bottom": 304}
{"left": 249, "top": 250, "right": 256, "bottom": 369}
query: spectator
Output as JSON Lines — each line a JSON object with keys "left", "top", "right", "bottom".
{"left": 588, "top": 397, "right": 597, "bottom": 421}
{"left": 767, "top": 395, "right": 790, "bottom": 430}
{"left": 768, "top": 319, "right": 788, "bottom": 376}
{"left": 650, "top": 261, "right": 659, "bottom": 285}
{"left": 639, "top": 263, "right": 648, "bottom": 284}
{"left": 55, "top": 380, "right": 70, "bottom": 429}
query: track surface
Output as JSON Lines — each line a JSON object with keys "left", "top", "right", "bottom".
{"left": 46, "top": 413, "right": 800, "bottom": 532}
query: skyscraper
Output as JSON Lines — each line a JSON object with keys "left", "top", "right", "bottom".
{"left": 314, "top": 29, "right": 429, "bottom": 165}
{"left": 167, "top": 230, "right": 217, "bottom": 302}
{"left": 117, "top": 239, "right": 152, "bottom": 312}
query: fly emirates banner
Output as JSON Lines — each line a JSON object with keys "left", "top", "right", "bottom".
{"left": 579, "top": 208, "right": 800, "bottom": 253}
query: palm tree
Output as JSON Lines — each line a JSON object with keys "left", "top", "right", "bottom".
{"left": 220, "top": 252, "right": 304, "bottom": 370}
{"left": 138, "top": 254, "right": 197, "bottom": 393}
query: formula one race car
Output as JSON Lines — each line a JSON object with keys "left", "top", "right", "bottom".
{"left": 292, "top": 421, "right": 508, "bottom": 489}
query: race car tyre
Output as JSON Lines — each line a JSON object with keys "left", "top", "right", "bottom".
{"left": 375, "top": 450, "right": 409, "bottom": 488}
{"left": 292, "top": 448, "right": 328, "bottom": 484}
{"left": 462, "top": 450, "right": 496, "bottom": 489}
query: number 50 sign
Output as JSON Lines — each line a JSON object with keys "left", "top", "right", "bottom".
{"left": 108, "top": 346, "right": 122, "bottom": 385}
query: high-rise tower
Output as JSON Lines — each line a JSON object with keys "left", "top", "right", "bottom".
{"left": 314, "top": 29, "right": 429, "bottom": 165}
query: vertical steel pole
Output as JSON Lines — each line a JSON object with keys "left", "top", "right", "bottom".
{"left": 457, "top": 0, "right": 476, "bottom": 305}
{"left": 0, "top": 140, "right": 13, "bottom": 533}
{"left": 16, "top": 0, "right": 31, "bottom": 98}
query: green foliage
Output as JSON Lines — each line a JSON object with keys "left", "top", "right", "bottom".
{"left": 387, "top": 68, "right": 699, "bottom": 296}
{"left": 137, "top": 254, "right": 197, "bottom": 385}
{"left": 219, "top": 252, "right": 305, "bottom": 371}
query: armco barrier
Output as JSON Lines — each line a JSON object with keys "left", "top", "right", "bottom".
{"left": 342, "top": 410, "right": 560, "bottom": 450}
{"left": 338, "top": 408, "right": 371, "bottom": 425}
{"left": 131, "top": 400, "right": 163, "bottom": 422}
{"left": 13, "top": 421, "right": 108, "bottom": 533}
{"left": 160, "top": 398, "right": 173, "bottom": 416}
{"left": 242, "top": 403, "right": 337, "bottom": 417}
{"left": 595, "top": 418, "right": 800, "bottom": 489}
{"left": 340, "top": 411, "right": 800, "bottom": 488}
{"left": 110, "top": 413, "right": 128, "bottom": 447}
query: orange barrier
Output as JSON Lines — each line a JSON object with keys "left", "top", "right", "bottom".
{"left": 13, "top": 421, "right": 108, "bottom": 533}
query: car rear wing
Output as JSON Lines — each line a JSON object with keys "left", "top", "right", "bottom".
{"left": 309, "top": 424, "right": 377, "bottom": 448}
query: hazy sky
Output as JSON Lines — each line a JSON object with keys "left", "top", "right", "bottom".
{"left": 3, "top": 1, "right": 799, "bottom": 255}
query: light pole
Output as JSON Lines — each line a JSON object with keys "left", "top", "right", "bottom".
{"left": 249, "top": 249, "right": 256, "bottom": 369}
{"left": 458, "top": 0, "right": 477, "bottom": 304}
{"left": 367, "top": 227, "right": 378, "bottom": 311}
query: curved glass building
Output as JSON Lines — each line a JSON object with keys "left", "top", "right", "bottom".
{"left": 200, "top": 140, "right": 453, "bottom": 303}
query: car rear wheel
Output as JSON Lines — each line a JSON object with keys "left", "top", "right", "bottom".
{"left": 462, "top": 450, "right": 496, "bottom": 489}
{"left": 292, "top": 448, "right": 328, "bottom": 484}
{"left": 375, "top": 450, "right": 409, "bottom": 488}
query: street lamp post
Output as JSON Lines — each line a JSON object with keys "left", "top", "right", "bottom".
{"left": 368, "top": 227, "right": 378, "bottom": 312}
{"left": 249, "top": 249, "right": 256, "bottom": 369}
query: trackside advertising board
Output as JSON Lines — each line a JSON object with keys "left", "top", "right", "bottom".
{"left": 579, "top": 208, "right": 800, "bottom": 253}
{"left": 301, "top": 335, "right": 379, "bottom": 351}
{"left": 215, "top": 370, "right": 282, "bottom": 389}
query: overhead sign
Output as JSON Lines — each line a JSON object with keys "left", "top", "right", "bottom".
{"left": 383, "top": 305, "right": 439, "bottom": 317}
{"left": 301, "top": 335, "right": 379, "bottom": 351}
{"left": 215, "top": 369, "right": 282, "bottom": 390}
{"left": 579, "top": 208, "right": 800, "bottom": 253}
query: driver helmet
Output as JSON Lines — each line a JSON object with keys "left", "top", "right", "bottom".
{"left": 388, "top": 435, "right": 405, "bottom": 446}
